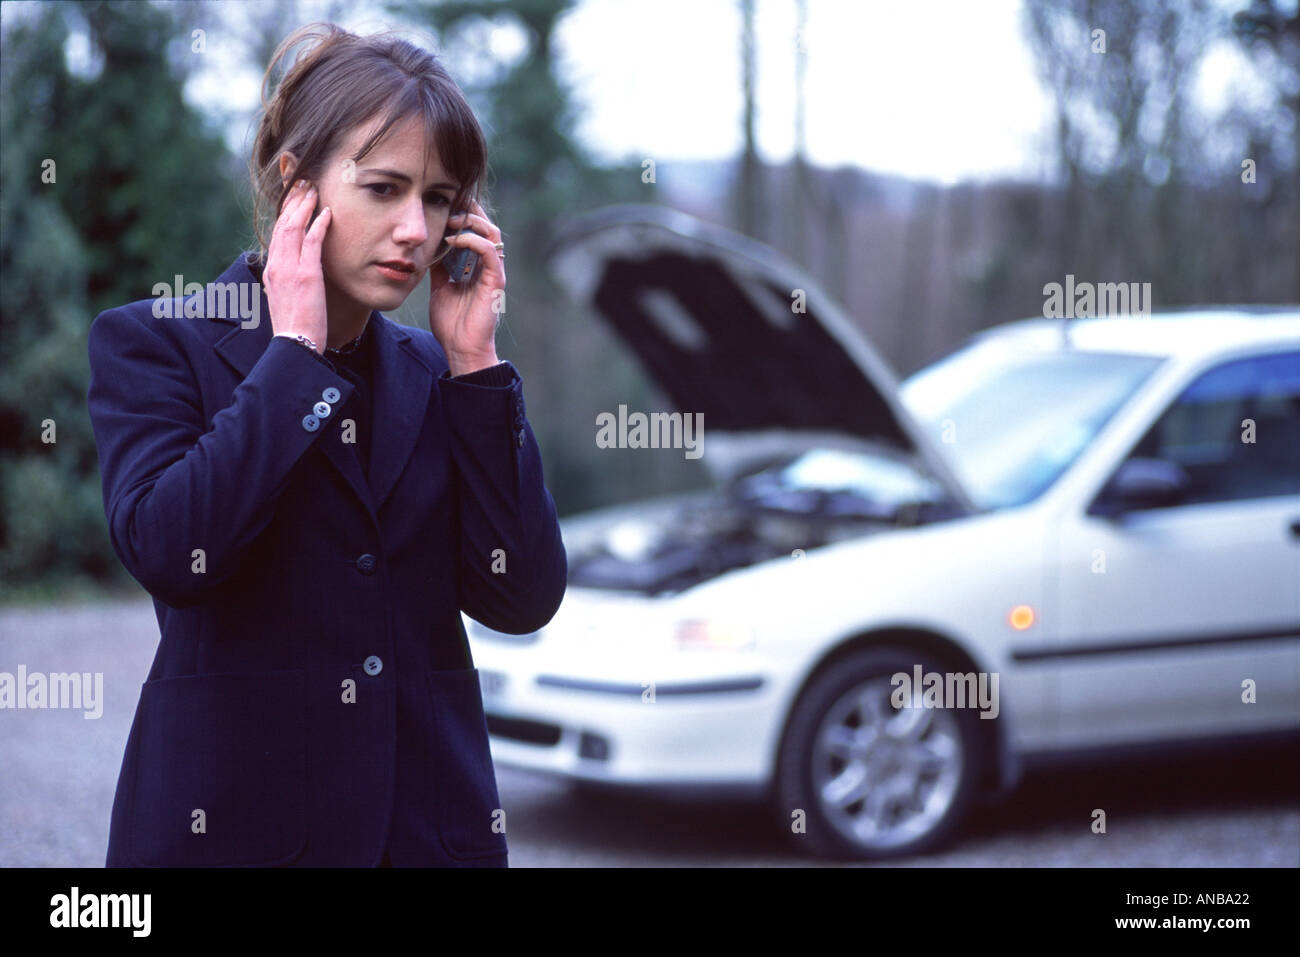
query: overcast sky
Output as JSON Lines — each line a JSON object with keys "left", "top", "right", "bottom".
{"left": 555, "top": 0, "right": 1055, "bottom": 183}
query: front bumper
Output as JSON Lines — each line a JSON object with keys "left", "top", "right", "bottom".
{"left": 473, "top": 651, "right": 781, "bottom": 787}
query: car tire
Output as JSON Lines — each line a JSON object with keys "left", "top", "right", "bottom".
{"left": 773, "top": 645, "right": 987, "bottom": 861}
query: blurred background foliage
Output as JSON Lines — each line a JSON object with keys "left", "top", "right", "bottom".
{"left": 0, "top": 0, "right": 1295, "bottom": 602}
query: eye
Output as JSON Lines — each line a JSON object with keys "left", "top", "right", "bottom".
{"left": 364, "top": 183, "right": 451, "bottom": 206}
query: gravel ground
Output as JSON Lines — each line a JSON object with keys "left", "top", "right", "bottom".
{"left": 2, "top": 598, "right": 1296, "bottom": 868}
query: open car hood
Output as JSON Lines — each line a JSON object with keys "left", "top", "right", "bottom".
{"left": 544, "top": 204, "right": 976, "bottom": 515}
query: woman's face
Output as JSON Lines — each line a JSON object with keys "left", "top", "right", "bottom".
{"left": 301, "top": 113, "right": 459, "bottom": 321}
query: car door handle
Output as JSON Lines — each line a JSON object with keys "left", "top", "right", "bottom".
{"left": 1290, "top": 519, "right": 1300, "bottom": 540}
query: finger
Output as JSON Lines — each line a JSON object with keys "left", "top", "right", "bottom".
{"left": 443, "top": 228, "right": 492, "bottom": 249}
{"left": 268, "top": 183, "right": 318, "bottom": 278}
{"left": 269, "top": 182, "right": 304, "bottom": 248}
{"left": 274, "top": 182, "right": 310, "bottom": 239}
{"left": 295, "top": 186, "right": 320, "bottom": 258}
{"left": 282, "top": 184, "right": 316, "bottom": 249}
{"left": 444, "top": 228, "right": 504, "bottom": 278}
{"left": 267, "top": 187, "right": 301, "bottom": 274}
{"left": 446, "top": 216, "right": 501, "bottom": 250}
{"left": 449, "top": 208, "right": 500, "bottom": 242}
{"left": 301, "top": 205, "right": 331, "bottom": 257}
{"left": 284, "top": 180, "right": 315, "bottom": 216}
{"left": 276, "top": 180, "right": 311, "bottom": 223}
{"left": 296, "top": 184, "right": 318, "bottom": 226}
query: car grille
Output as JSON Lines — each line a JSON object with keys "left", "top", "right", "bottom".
{"left": 485, "top": 713, "right": 562, "bottom": 746}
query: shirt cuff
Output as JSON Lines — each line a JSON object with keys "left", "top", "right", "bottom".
{"left": 274, "top": 334, "right": 336, "bottom": 371}
{"left": 445, "top": 361, "right": 516, "bottom": 388}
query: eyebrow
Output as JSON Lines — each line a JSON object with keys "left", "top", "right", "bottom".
{"left": 360, "top": 168, "right": 457, "bottom": 191}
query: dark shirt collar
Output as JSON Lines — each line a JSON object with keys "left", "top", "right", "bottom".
{"left": 327, "top": 316, "right": 374, "bottom": 374}
{"left": 328, "top": 315, "right": 372, "bottom": 356}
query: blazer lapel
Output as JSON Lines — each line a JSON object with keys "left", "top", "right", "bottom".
{"left": 208, "top": 252, "right": 432, "bottom": 518}
{"left": 367, "top": 315, "right": 433, "bottom": 512}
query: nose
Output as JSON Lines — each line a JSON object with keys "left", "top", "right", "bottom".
{"left": 392, "top": 194, "right": 429, "bottom": 249}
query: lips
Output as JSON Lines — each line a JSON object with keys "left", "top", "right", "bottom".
{"left": 375, "top": 260, "right": 417, "bottom": 282}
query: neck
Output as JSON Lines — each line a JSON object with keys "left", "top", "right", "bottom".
{"left": 323, "top": 277, "right": 371, "bottom": 350}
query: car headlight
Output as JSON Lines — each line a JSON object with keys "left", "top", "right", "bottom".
{"left": 673, "top": 618, "right": 756, "bottom": 651}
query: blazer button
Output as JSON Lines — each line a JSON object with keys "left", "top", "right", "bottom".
{"left": 323, "top": 387, "right": 341, "bottom": 403}
{"left": 356, "top": 553, "right": 377, "bottom": 574}
{"left": 302, "top": 414, "right": 320, "bottom": 432}
{"left": 314, "top": 401, "right": 332, "bottom": 418}
{"left": 363, "top": 655, "right": 383, "bottom": 676}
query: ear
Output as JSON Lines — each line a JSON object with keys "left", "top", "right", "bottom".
{"left": 278, "top": 151, "right": 300, "bottom": 191}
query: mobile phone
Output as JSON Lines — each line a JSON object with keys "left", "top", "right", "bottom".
{"left": 444, "top": 225, "right": 482, "bottom": 284}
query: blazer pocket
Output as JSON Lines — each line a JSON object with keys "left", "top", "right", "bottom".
{"left": 129, "top": 670, "right": 307, "bottom": 866}
{"left": 427, "top": 667, "right": 510, "bottom": 861}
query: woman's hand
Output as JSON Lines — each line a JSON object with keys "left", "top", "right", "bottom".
{"left": 263, "top": 179, "right": 332, "bottom": 353}
{"left": 428, "top": 198, "right": 505, "bottom": 376}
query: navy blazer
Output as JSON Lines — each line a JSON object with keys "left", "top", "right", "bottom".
{"left": 87, "top": 251, "right": 567, "bottom": 867}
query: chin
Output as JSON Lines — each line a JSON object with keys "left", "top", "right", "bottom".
{"left": 371, "top": 286, "right": 414, "bottom": 311}
{"left": 339, "top": 277, "right": 408, "bottom": 314}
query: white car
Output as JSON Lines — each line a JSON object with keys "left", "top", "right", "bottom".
{"left": 465, "top": 205, "right": 1300, "bottom": 860}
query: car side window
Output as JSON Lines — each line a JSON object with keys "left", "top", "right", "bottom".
{"left": 1124, "top": 350, "right": 1300, "bottom": 505}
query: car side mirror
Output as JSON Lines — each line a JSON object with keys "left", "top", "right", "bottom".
{"left": 1088, "top": 457, "right": 1190, "bottom": 518}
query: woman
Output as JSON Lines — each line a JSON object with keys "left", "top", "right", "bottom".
{"left": 86, "top": 23, "right": 567, "bottom": 867}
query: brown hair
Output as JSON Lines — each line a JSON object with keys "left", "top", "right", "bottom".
{"left": 246, "top": 22, "right": 489, "bottom": 268}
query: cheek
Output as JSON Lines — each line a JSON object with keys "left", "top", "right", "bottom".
{"left": 318, "top": 229, "right": 357, "bottom": 286}
{"left": 319, "top": 205, "right": 359, "bottom": 262}
{"left": 319, "top": 228, "right": 341, "bottom": 269}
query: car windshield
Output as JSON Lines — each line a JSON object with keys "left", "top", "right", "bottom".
{"left": 899, "top": 336, "right": 1164, "bottom": 509}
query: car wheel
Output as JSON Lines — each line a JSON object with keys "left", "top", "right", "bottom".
{"left": 774, "top": 646, "right": 986, "bottom": 860}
